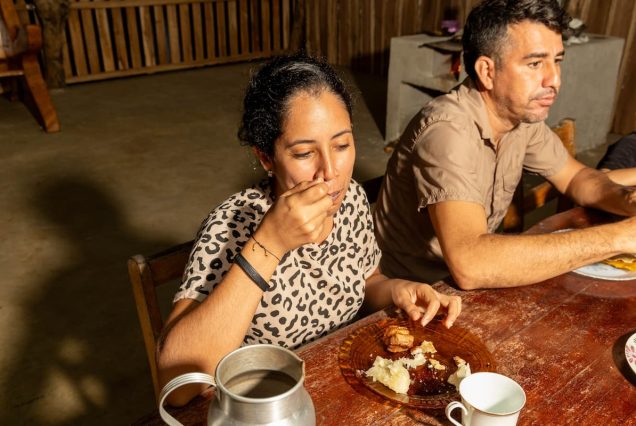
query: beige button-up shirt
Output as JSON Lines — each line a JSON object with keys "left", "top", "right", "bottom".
{"left": 374, "top": 79, "right": 569, "bottom": 282}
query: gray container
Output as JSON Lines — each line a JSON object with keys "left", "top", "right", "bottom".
{"left": 159, "top": 344, "right": 316, "bottom": 426}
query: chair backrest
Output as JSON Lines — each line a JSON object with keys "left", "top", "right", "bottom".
{"left": 0, "top": 0, "right": 21, "bottom": 59}
{"left": 128, "top": 240, "right": 194, "bottom": 400}
{"left": 502, "top": 118, "right": 576, "bottom": 232}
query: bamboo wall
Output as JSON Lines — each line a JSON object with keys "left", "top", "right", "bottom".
{"left": 304, "top": 0, "right": 635, "bottom": 135}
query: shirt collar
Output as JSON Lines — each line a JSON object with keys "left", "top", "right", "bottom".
{"left": 456, "top": 78, "right": 495, "bottom": 146}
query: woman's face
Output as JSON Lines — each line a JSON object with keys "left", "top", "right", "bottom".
{"left": 261, "top": 90, "right": 355, "bottom": 216}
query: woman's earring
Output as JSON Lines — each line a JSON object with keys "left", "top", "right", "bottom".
{"left": 267, "top": 170, "right": 273, "bottom": 178}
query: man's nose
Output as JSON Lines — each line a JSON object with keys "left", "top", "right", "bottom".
{"left": 544, "top": 61, "right": 561, "bottom": 91}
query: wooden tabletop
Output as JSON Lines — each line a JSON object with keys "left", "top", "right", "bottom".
{"left": 134, "top": 207, "right": 636, "bottom": 425}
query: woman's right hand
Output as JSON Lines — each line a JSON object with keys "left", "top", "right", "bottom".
{"left": 256, "top": 178, "right": 335, "bottom": 256}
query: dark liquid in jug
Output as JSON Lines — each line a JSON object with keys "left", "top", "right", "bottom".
{"left": 224, "top": 369, "right": 297, "bottom": 398}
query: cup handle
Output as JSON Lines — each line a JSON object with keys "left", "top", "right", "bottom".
{"left": 158, "top": 372, "right": 216, "bottom": 426}
{"left": 446, "top": 400, "right": 468, "bottom": 426}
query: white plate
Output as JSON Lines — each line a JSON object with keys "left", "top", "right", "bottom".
{"left": 572, "top": 262, "right": 636, "bottom": 281}
{"left": 552, "top": 229, "right": 636, "bottom": 281}
{"left": 626, "top": 333, "right": 636, "bottom": 375}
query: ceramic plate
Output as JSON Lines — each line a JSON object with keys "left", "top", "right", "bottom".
{"left": 552, "top": 229, "right": 636, "bottom": 281}
{"left": 572, "top": 262, "right": 636, "bottom": 281}
{"left": 626, "top": 333, "right": 636, "bottom": 375}
{"left": 339, "top": 315, "right": 496, "bottom": 409}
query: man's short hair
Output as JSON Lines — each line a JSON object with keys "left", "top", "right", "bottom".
{"left": 462, "top": 0, "right": 571, "bottom": 81}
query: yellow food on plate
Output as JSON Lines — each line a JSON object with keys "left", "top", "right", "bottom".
{"left": 603, "top": 254, "right": 636, "bottom": 271}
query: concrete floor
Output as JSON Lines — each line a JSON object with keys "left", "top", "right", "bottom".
{"left": 0, "top": 62, "right": 390, "bottom": 425}
{"left": 0, "top": 62, "right": 615, "bottom": 425}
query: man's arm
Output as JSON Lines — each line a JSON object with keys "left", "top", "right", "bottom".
{"left": 548, "top": 156, "right": 636, "bottom": 216}
{"left": 428, "top": 200, "right": 636, "bottom": 289}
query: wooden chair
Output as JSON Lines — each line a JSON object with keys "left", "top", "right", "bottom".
{"left": 0, "top": 0, "right": 60, "bottom": 132}
{"left": 128, "top": 240, "right": 194, "bottom": 400}
{"left": 502, "top": 118, "right": 576, "bottom": 232}
{"left": 128, "top": 177, "right": 385, "bottom": 400}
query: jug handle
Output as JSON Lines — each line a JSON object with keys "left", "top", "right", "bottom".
{"left": 158, "top": 372, "right": 216, "bottom": 426}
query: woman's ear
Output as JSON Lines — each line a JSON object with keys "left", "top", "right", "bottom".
{"left": 474, "top": 56, "right": 496, "bottom": 90}
{"left": 252, "top": 147, "right": 273, "bottom": 172}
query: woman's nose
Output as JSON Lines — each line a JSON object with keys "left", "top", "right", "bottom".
{"left": 317, "top": 154, "right": 337, "bottom": 181}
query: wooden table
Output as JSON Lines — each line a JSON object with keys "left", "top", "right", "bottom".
{"left": 134, "top": 207, "right": 636, "bottom": 425}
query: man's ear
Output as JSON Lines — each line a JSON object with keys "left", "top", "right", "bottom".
{"left": 252, "top": 147, "right": 273, "bottom": 172}
{"left": 474, "top": 56, "right": 496, "bottom": 90}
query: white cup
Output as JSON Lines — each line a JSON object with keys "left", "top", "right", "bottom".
{"left": 445, "top": 372, "right": 526, "bottom": 426}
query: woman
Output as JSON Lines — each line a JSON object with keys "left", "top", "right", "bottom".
{"left": 157, "top": 53, "right": 461, "bottom": 405}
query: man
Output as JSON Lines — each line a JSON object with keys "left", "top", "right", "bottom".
{"left": 374, "top": 0, "right": 636, "bottom": 289}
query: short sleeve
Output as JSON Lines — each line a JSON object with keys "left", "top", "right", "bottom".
{"left": 174, "top": 191, "right": 267, "bottom": 303}
{"left": 347, "top": 181, "right": 381, "bottom": 279}
{"left": 523, "top": 123, "right": 570, "bottom": 177}
{"left": 412, "top": 120, "right": 483, "bottom": 209}
{"left": 361, "top": 205, "right": 381, "bottom": 279}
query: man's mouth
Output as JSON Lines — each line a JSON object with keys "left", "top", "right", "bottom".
{"left": 535, "top": 96, "right": 555, "bottom": 107}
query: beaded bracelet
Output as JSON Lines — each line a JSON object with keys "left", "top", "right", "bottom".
{"left": 252, "top": 235, "right": 281, "bottom": 261}
{"left": 234, "top": 253, "right": 271, "bottom": 292}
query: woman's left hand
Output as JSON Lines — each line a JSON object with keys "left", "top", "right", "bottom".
{"left": 390, "top": 280, "right": 461, "bottom": 328}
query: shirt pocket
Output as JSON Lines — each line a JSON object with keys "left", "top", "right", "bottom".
{"left": 503, "top": 168, "right": 522, "bottom": 193}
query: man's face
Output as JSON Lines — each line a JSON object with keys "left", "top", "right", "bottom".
{"left": 491, "top": 21, "right": 564, "bottom": 125}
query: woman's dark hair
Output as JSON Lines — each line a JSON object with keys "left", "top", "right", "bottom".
{"left": 462, "top": 0, "right": 571, "bottom": 81}
{"left": 238, "top": 52, "right": 353, "bottom": 157}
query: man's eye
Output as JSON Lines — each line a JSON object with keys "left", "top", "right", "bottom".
{"left": 529, "top": 61, "right": 541, "bottom": 68}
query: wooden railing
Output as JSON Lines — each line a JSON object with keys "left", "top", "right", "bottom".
{"left": 62, "top": 0, "right": 294, "bottom": 83}
{"left": 55, "top": 0, "right": 294, "bottom": 83}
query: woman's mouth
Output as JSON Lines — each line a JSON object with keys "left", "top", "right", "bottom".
{"left": 329, "top": 190, "right": 341, "bottom": 202}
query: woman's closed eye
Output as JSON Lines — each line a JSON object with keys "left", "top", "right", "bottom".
{"left": 291, "top": 150, "right": 312, "bottom": 159}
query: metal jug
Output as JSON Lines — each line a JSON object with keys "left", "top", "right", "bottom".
{"left": 159, "top": 344, "right": 316, "bottom": 425}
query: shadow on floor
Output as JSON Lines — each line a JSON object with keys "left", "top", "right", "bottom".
{"left": 1, "top": 175, "right": 175, "bottom": 425}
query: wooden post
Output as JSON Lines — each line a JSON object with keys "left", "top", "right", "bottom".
{"left": 32, "top": 0, "right": 70, "bottom": 88}
{"left": 288, "top": 0, "right": 305, "bottom": 53}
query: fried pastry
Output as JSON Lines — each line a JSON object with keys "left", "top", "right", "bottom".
{"left": 382, "top": 325, "right": 415, "bottom": 352}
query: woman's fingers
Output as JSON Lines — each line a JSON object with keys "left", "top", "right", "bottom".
{"left": 265, "top": 179, "right": 335, "bottom": 250}
{"left": 395, "top": 282, "right": 462, "bottom": 328}
{"left": 280, "top": 178, "right": 327, "bottom": 201}
{"left": 439, "top": 294, "right": 462, "bottom": 328}
{"left": 418, "top": 294, "right": 440, "bottom": 327}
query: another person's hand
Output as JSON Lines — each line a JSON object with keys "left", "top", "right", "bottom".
{"left": 390, "top": 280, "right": 461, "bottom": 328}
{"left": 257, "top": 179, "right": 334, "bottom": 255}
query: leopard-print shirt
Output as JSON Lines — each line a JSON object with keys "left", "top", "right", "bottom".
{"left": 174, "top": 179, "right": 381, "bottom": 349}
